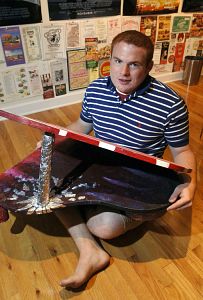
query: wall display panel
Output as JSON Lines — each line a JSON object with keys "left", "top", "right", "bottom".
{"left": 0, "top": 0, "right": 41, "bottom": 26}
{"left": 123, "top": 0, "right": 180, "bottom": 16}
{"left": 182, "top": 0, "right": 203, "bottom": 12}
{"left": 48, "top": 0, "right": 121, "bottom": 20}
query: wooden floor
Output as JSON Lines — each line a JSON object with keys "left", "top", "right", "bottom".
{"left": 0, "top": 77, "right": 203, "bottom": 300}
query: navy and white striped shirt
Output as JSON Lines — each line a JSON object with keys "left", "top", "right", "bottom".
{"left": 80, "top": 75, "right": 189, "bottom": 158}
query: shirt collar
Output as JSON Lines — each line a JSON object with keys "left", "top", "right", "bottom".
{"left": 107, "top": 75, "right": 153, "bottom": 101}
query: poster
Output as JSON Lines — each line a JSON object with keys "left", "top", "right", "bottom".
{"left": 41, "top": 24, "right": 65, "bottom": 60}
{"left": 190, "top": 14, "right": 203, "bottom": 37}
{"left": 123, "top": 0, "right": 180, "bottom": 16}
{"left": 0, "top": 26, "right": 25, "bottom": 67}
{"left": 27, "top": 64, "right": 43, "bottom": 96}
{"left": 48, "top": 0, "right": 121, "bottom": 20}
{"left": 50, "top": 59, "right": 68, "bottom": 96}
{"left": 0, "top": 0, "right": 41, "bottom": 26}
{"left": 182, "top": 0, "right": 203, "bottom": 12}
{"left": 85, "top": 38, "right": 98, "bottom": 69}
{"left": 140, "top": 16, "right": 157, "bottom": 44}
{"left": 99, "top": 59, "right": 110, "bottom": 78}
{"left": 67, "top": 49, "right": 89, "bottom": 91}
{"left": 153, "top": 43, "right": 162, "bottom": 65}
{"left": 2, "top": 67, "right": 31, "bottom": 101}
{"left": 121, "top": 16, "right": 141, "bottom": 32}
{"left": 66, "top": 21, "right": 80, "bottom": 48}
{"left": 173, "top": 43, "right": 185, "bottom": 72}
{"left": 172, "top": 16, "right": 191, "bottom": 33}
{"left": 21, "top": 25, "right": 42, "bottom": 62}
{"left": 107, "top": 16, "right": 121, "bottom": 44}
{"left": 80, "top": 19, "right": 96, "bottom": 47}
{"left": 157, "top": 16, "right": 171, "bottom": 41}
{"left": 160, "top": 42, "right": 169, "bottom": 64}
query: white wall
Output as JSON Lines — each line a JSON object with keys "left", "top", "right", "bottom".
{"left": 0, "top": 0, "right": 195, "bottom": 116}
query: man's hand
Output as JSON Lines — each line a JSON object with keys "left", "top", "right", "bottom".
{"left": 168, "top": 144, "right": 197, "bottom": 211}
{"left": 167, "top": 182, "right": 195, "bottom": 211}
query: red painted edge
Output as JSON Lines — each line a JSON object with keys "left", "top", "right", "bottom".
{"left": 0, "top": 110, "right": 191, "bottom": 173}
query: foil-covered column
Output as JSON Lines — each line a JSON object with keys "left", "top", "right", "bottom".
{"left": 37, "top": 132, "right": 55, "bottom": 206}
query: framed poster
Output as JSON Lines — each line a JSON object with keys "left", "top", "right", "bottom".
{"left": 182, "top": 0, "right": 203, "bottom": 12}
{"left": 123, "top": 0, "right": 180, "bottom": 16}
{"left": 67, "top": 49, "right": 89, "bottom": 91}
{"left": 0, "top": 0, "right": 41, "bottom": 26}
{"left": 48, "top": 0, "right": 121, "bottom": 20}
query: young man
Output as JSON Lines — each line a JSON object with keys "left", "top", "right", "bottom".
{"left": 55, "top": 30, "right": 196, "bottom": 288}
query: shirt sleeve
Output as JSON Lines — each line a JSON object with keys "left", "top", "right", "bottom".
{"left": 80, "top": 91, "right": 93, "bottom": 123}
{"left": 164, "top": 97, "right": 189, "bottom": 147}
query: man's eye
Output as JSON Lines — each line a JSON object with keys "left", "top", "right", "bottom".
{"left": 129, "top": 63, "right": 138, "bottom": 69}
{"left": 114, "top": 59, "right": 121, "bottom": 64}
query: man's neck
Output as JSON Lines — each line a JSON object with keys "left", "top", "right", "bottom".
{"left": 116, "top": 88, "right": 129, "bottom": 101}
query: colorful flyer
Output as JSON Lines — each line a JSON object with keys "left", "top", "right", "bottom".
{"left": 0, "top": 26, "right": 25, "bottom": 66}
{"left": 99, "top": 59, "right": 110, "bottom": 78}
{"left": 124, "top": 0, "right": 180, "bottom": 16}
{"left": 173, "top": 43, "right": 185, "bottom": 72}
{"left": 40, "top": 73, "right": 55, "bottom": 99}
{"left": 39, "top": 61, "right": 55, "bottom": 100}
{"left": 85, "top": 38, "right": 98, "bottom": 69}
{"left": 172, "top": 16, "right": 191, "bottom": 33}
{"left": 157, "top": 16, "right": 171, "bottom": 41}
{"left": 160, "top": 42, "right": 169, "bottom": 64}
{"left": 140, "top": 16, "right": 157, "bottom": 44}
{"left": 190, "top": 14, "right": 203, "bottom": 38}
{"left": 88, "top": 67, "right": 99, "bottom": 84}
{"left": 67, "top": 49, "right": 89, "bottom": 91}
{"left": 55, "top": 84, "right": 67, "bottom": 96}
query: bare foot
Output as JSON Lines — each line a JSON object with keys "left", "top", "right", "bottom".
{"left": 60, "top": 247, "right": 110, "bottom": 289}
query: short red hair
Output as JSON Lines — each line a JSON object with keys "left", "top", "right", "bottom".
{"left": 111, "top": 30, "right": 154, "bottom": 65}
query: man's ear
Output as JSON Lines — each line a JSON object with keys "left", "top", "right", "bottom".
{"left": 147, "top": 60, "right": 154, "bottom": 73}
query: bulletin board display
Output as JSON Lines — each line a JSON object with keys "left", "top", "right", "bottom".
{"left": 48, "top": 0, "right": 121, "bottom": 20}
{"left": 0, "top": 0, "right": 41, "bottom": 26}
{"left": 123, "top": 0, "right": 180, "bottom": 16}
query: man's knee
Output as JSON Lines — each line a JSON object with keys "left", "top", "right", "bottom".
{"left": 86, "top": 211, "right": 125, "bottom": 240}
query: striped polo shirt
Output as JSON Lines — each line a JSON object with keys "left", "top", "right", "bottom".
{"left": 80, "top": 75, "right": 189, "bottom": 157}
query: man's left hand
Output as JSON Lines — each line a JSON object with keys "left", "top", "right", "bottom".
{"left": 167, "top": 183, "right": 194, "bottom": 211}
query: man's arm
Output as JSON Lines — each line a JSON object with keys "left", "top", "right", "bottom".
{"left": 68, "top": 117, "right": 93, "bottom": 135}
{"left": 167, "top": 144, "right": 196, "bottom": 211}
{"left": 37, "top": 118, "right": 93, "bottom": 149}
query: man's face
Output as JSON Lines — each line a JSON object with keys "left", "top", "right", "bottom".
{"left": 110, "top": 41, "right": 153, "bottom": 94}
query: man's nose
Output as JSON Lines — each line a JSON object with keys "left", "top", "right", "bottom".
{"left": 120, "top": 63, "right": 130, "bottom": 75}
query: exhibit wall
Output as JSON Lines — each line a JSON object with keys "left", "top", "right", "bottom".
{"left": 0, "top": 0, "right": 202, "bottom": 115}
